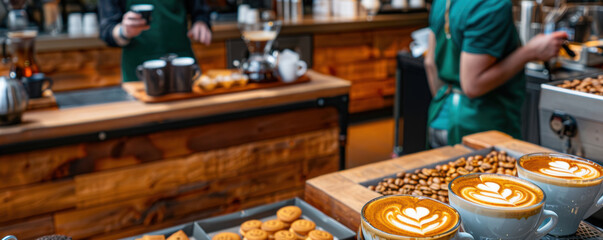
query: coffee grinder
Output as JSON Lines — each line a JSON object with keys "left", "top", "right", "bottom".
{"left": 238, "top": 19, "right": 282, "bottom": 83}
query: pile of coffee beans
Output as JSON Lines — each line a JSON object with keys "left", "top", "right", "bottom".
{"left": 556, "top": 75, "right": 603, "bottom": 96}
{"left": 368, "top": 151, "right": 517, "bottom": 203}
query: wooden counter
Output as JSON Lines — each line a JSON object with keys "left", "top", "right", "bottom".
{"left": 304, "top": 131, "right": 553, "bottom": 232}
{"left": 0, "top": 71, "right": 349, "bottom": 240}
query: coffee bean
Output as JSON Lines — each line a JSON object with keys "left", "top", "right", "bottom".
{"left": 418, "top": 173, "right": 428, "bottom": 179}
{"left": 430, "top": 183, "right": 441, "bottom": 191}
{"left": 440, "top": 183, "right": 447, "bottom": 190}
{"left": 438, "top": 196, "right": 447, "bottom": 202}
{"left": 433, "top": 177, "right": 441, "bottom": 184}
{"left": 395, "top": 178, "right": 402, "bottom": 186}
{"left": 419, "top": 179, "right": 426, "bottom": 185}
{"left": 409, "top": 180, "right": 418, "bottom": 185}
{"left": 368, "top": 185, "right": 376, "bottom": 191}
{"left": 421, "top": 168, "right": 432, "bottom": 176}
{"left": 411, "top": 174, "right": 419, "bottom": 180}
{"left": 388, "top": 183, "right": 399, "bottom": 190}
{"left": 457, "top": 168, "right": 469, "bottom": 175}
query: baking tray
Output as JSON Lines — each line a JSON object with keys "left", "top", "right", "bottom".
{"left": 196, "top": 198, "right": 356, "bottom": 240}
{"left": 120, "top": 222, "right": 204, "bottom": 240}
{"left": 359, "top": 146, "right": 524, "bottom": 188}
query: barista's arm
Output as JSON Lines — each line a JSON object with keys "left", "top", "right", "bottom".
{"left": 98, "top": 0, "right": 149, "bottom": 47}
{"left": 98, "top": 0, "right": 126, "bottom": 47}
{"left": 424, "top": 30, "right": 444, "bottom": 97}
{"left": 187, "top": 0, "right": 212, "bottom": 45}
{"left": 460, "top": 32, "right": 567, "bottom": 98}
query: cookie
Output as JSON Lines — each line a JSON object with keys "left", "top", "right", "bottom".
{"left": 213, "top": 232, "right": 241, "bottom": 240}
{"left": 262, "top": 219, "right": 287, "bottom": 237}
{"left": 240, "top": 220, "right": 263, "bottom": 235}
{"left": 244, "top": 229, "right": 269, "bottom": 240}
{"left": 276, "top": 206, "right": 302, "bottom": 224}
{"left": 289, "top": 219, "right": 316, "bottom": 240}
{"left": 305, "top": 230, "right": 332, "bottom": 240}
{"left": 167, "top": 230, "right": 189, "bottom": 240}
{"left": 274, "top": 230, "right": 297, "bottom": 240}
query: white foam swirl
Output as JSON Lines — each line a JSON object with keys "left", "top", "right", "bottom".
{"left": 539, "top": 160, "right": 600, "bottom": 179}
{"left": 384, "top": 206, "right": 451, "bottom": 236}
{"left": 458, "top": 181, "right": 539, "bottom": 208}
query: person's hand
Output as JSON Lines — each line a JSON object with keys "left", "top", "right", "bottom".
{"left": 525, "top": 31, "right": 568, "bottom": 61}
{"left": 121, "top": 11, "right": 150, "bottom": 39}
{"left": 187, "top": 21, "right": 212, "bottom": 46}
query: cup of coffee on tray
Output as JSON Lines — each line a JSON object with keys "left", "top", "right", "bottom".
{"left": 137, "top": 59, "right": 167, "bottom": 96}
{"left": 517, "top": 152, "right": 603, "bottom": 236}
{"left": 361, "top": 195, "right": 474, "bottom": 240}
{"left": 131, "top": 4, "right": 154, "bottom": 25}
{"left": 277, "top": 49, "right": 307, "bottom": 83}
{"left": 448, "top": 173, "right": 558, "bottom": 239}
{"left": 22, "top": 73, "right": 52, "bottom": 99}
{"left": 169, "top": 57, "right": 200, "bottom": 93}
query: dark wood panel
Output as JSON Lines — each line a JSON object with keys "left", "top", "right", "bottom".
{"left": 75, "top": 128, "right": 338, "bottom": 208}
{"left": 57, "top": 163, "right": 305, "bottom": 239}
{"left": 0, "top": 180, "right": 75, "bottom": 223}
{"left": 0, "top": 215, "right": 55, "bottom": 240}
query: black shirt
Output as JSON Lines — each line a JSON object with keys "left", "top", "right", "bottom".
{"left": 98, "top": 0, "right": 211, "bottom": 47}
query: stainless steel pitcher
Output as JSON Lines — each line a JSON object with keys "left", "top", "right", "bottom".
{"left": 0, "top": 76, "right": 28, "bottom": 125}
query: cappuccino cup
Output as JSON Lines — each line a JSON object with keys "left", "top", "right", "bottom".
{"left": 361, "top": 195, "right": 474, "bottom": 240}
{"left": 448, "top": 173, "right": 558, "bottom": 239}
{"left": 131, "top": 4, "right": 154, "bottom": 25}
{"left": 517, "top": 153, "right": 603, "bottom": 236}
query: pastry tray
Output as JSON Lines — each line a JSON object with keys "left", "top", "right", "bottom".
{"left": 120, "top": 222, "right": 204, "bottom": 240}
{"left": 196, "top": 198, "right": 356, "bottom": 240}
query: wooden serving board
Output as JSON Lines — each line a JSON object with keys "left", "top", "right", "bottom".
{"left": 122, "top": 75, "right": 311, "bottom": 103}
{"left": 27, "top": 90, "right": 58, "bottom": 110}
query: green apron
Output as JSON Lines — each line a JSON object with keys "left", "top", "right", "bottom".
{"left": 122, "top": 0, "right": 196, "bottom": 82}
{"left": 427, "top": 0, "right": 523, "bottom": 147}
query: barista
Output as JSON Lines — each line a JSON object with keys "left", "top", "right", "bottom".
{"left": 98, "top": 0, "right": 212, "bottom": 82}
{"left": 424, "top": 0, "right": 567, "bottom": 148}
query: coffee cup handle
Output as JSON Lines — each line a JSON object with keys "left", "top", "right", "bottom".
{"left": 296, "top": 60, "right": 307, "bottom": 77}
{"left": 42, "top": 77, "right": 53, "bottom": 93}
{"left": 136, "top": 65, "right": 144, "bottom": 81}
{"left": 584, "top": 194, "right": 603, "bottom": 218}
{"left": 533, "top": 209, "right": 558, "bottom": 239}
{"left": 192, "top": 64, "right": 201, "bottom": 80}
{"left": 455, "top": 232, "right": 474, "bottom": 240}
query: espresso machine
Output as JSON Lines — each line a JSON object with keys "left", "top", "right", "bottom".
{"left": 238, "top": 15, "right": 282, "bottom": 83}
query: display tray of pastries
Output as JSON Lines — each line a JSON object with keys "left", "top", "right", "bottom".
{"left": 196, "top": 198, "right": 355, "bottom": 240}
{"left": 121, "top": 69, "right": 310, "bottom": 103}
{"left": 121, "top": 223, "right": 203, "bottom": 240}
{"left": 362, "top": 147, "right": 524, "bottom": 204}
{"left": 555, "top": 74, "right": 603, "bottom": 96}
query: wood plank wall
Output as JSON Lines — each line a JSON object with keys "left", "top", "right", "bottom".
{"left": 0, "top": 107, "right": 340, "bottom": 239}
{"left": 313, "top": 27, "right": 419, "bottom": 113}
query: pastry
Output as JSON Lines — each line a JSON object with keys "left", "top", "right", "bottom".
{"left": 218, "top": 75, "right": 235, "bottom": 89}
{"left": 197, "top": 75, "right": 217, "bottom": 91}
{"left": 305, "top": 230, "right": 332, "bottom": 240}
{"left": 261, "top": 219, "right": 287, "bottom": 239}
{"left": 274, "top": 230, "right": 297, "bottom": 240}
{"left": 213, "top": 232, "right": 241, "bottom": 240}
{"left": 289, "top": 219, "right": 316, "bottom": 240}
{"left": 167, "top": 230, "right": 189, "bottom": 240}
{"left": 276, "top": 206, "right": 302, "bottom": 226}
{"left": 240, "top": 219, "right": 263, "bottom": 235}
{"left": 141, "top": 236, "right": 166, "bottom": 240}
{"left": 244, "top": 229, "right": 269, "bottom": 240}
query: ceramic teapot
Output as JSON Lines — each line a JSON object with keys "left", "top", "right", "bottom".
{"left": 0, "top": 76, "right": 28, "bottom": 125}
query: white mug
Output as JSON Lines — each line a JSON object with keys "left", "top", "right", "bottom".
{"left": 448, "top": 173, "right": 558, "bottom": 240}
{"left": 517, "top": 153, "right": 603, "bottom": 236}
{"left": 278, "top": 59, "right": 307, "bottom": 83}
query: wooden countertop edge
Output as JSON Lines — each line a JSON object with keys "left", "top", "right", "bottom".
{"left": 305, "top": 131, "right": 556, "bottom": 231}
{"left": 0, "top": 71, "right": 349, "bottom": 145}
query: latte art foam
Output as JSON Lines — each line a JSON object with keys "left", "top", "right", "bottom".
{"left": 450, "top": 174, "right": 543, "bottom": 208}
{"left": 363, "top": 196, "right": 459, "bottom": 237}
{"left": 521, "top": 156, "right": 603, "bottom": 180}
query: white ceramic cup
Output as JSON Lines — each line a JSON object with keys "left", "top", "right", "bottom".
{"left": 448, "top": 173, "right": 558, "bottom": 239}
{"left": 278, "top": 50, "right": 307, "bottom": 83}
{"left": 83, "top": 13, "right": 98, "bottom": 35}
{"left": 517, "top": 152, "right": 603, "bottom": 236}
{"left": 361, "top": 195, "right": 473, "bottom": 240}
{"left": 68, "top": 13, "right": 82, "bottom": 36}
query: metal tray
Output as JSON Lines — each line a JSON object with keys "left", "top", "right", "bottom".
{"left": 120, "top": 222, "right": 205, "bottom": 240}
{"left": 359, "top": 146, "right": 524, "bottom": 188}
{"left": 196, "top": 198, "right": 356, "bottom": 240}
